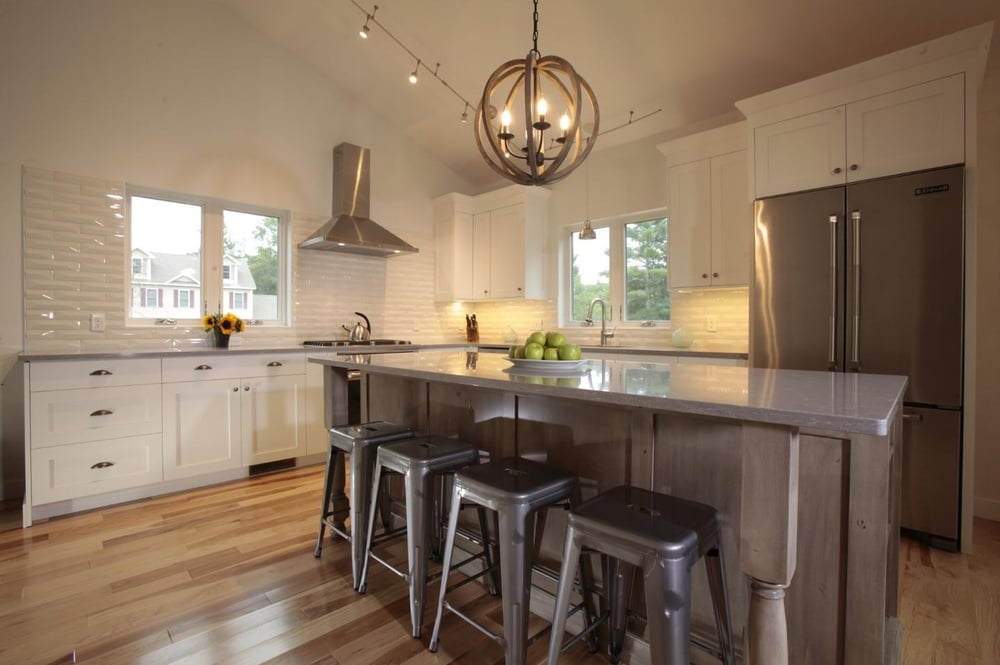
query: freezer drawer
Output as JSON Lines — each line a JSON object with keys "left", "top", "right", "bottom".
{"left": 901, "top": 405, "right": 961, "bottom": 545}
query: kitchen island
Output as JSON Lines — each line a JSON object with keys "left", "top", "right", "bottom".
{"left": 311, "top": 349, "right": 906, "bottom": 665}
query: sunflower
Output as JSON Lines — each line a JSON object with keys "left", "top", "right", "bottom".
{"left": 201, "top": 314, "right": 217, "bottom": 331}
{"left": 219, "top": 313, "right": 240, "bottom": 335}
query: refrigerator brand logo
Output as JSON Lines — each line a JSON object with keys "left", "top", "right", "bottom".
{"left": 914, "top": 184, "right": 950, "bottom": 196}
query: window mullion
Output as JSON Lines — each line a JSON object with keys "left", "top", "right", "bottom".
{"left": 202, "top": 204, "right": 224, "bottom": 314}
{"left": 609, "top": 219, "right": 626, "bottom": 324}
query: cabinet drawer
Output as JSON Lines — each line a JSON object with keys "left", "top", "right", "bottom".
{"left": 161, "top": 353, "right": 305, "bottom": 382}
{"left": 29, "top": 358, "right": 162, "bottom": 391}
{"left": 31, "top": 434, "right": 163, "bottom": 505}
{"left": 30, "top": 384, "right": 162, "bottom": 448}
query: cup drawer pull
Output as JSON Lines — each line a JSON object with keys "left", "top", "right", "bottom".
{"left": 267, "top": 361, "right": 283, "bottom": 367}
{"left": 89, "top": 409, "right": 114, "bottom": 417}
{"left": 89, "top": 369, "right": 113, "bottom": 376}
{"left": 195, "top": 364, "right": 213, "bottom": 371}
{"left": 90, "top": 461, "right": 114, "bottom": 470}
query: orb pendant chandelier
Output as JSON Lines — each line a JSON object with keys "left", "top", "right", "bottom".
{"left": 475, "top": 0, "right": 599, "bottom": 186}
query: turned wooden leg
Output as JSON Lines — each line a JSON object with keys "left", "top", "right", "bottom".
{"left": 746, "top": 579, "right": 790, "bottom": 665}
{"left": 740, "top": 423, "right": 800, "bottom": 665}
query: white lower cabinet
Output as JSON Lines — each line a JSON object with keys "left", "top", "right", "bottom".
{"left": 161, "top": 353, "right": 306, "bottom": 480}
{"left": 31, "top": 434, "right": 163, "bottom": 505}
{"left": 162, "top": 378, "right": 242, "bottom": 480}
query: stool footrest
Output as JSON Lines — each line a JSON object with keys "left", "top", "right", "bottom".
{"left": 322, "top": 519, "right": 351, "bottom": 542}
{"left": 442, "top": 600, "right": 505, "bottom": 646}
{"left": 557, "top": 608, "right": 609, "bottom": 653}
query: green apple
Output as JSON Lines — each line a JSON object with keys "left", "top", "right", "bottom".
{"left": 527, "top": 331, "right": 547, "bottom": 346}
{"left": 558, "top": 344, "right": 582, "bottom": 361}
{"left": 524, "top": 342, "right": 545, "bottom": 359}
{"left": 508, "top": 345, "right": 518, "bottom": 358}
{"left": 542, "top": 347, "right": 560, "bottom": 360}
{"left": 514, "top": 345, "right": 526, "bottom": 359}
{"left": 545, "top": 332, "right": 567, "bottom": 348}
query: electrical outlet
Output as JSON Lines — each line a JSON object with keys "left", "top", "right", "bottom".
{"left": 706, "top": 316, "right": 717, "bottom": 332}
{"left": 90, "top": 312, "right": 106, "bottom": 332}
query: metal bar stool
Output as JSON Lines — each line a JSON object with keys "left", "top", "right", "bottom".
{"left": 429, "top": 456, "right": 599, "bottom": 665}
{"left": 313, "top": 421, "right": 413, "bottom": 590}
{"left": 546, "top": 485, "right": 736, "bottom": 665}
{"left": 357, "top": 436, "right": 497, "bottom": 638}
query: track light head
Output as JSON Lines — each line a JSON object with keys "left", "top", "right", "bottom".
{"left": 409, "top": 59, "right": 420, "bottom": 84}
{"left": 359, "top": 23, "right": 370, "bottom": 38}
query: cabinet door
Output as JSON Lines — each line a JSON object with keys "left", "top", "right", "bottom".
{"left": 162, "top": 379, "right": 242, "bottom": 480}
{"left": 846, "top": 74, "right": 965, "bottom": 182}
{"left": 754, "top": 107, "right": 846, "bottom": 197}
{"left": 242, "top": 374, "right": 306, "bottom": 465}
{"left": 710, "top": 150, "right": 751, "bottom": 286}
{"left": 435, "top": 208, "right": 475, "bottom": 301}
{"left": 668, "top": 159, "right": 712, "bottom": 288}
{"left": 489, "top": 203, "right": 527, "bottom": 299}
{"left": 472, "top": 212, "right": 492, "bottom": 299}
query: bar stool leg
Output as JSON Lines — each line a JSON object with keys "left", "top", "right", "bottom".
{"left": 314, "top": 448, "right": 341, "bottom": 557}
{"left": 429, "top": 485, "right": 464, "bottom": 653}
{"left": 608, "top": 559, "right": 637, "bottom": 663}
{"left": 645, "top": 554, "right": 693, "bottom": 665}
{"left": 404, "top": 467, "right": 434, "bottom": 638}
{"left": 569, "top": 487, "right": 600, "bottom": 654}
{"left": 705, "top": 546, "right": 736, "bottom": 665}
{"left": 476, "top": 506, "right": 498, "bottom": 596}
{"left": 497, "top": 504, "right": 535, "bottom": 665}
{"left": 545, "top": 525, "right": 582, "bottom": 665}
{"left": 357, "top": 457, "right": 385, "bottom": 596}
{"left": 349, "top": 445, "right": 378, "bottom": 590}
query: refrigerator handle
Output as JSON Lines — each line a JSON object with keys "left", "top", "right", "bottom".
{"left": 828, "top": 214, "right": 838, "bottom": 370}
{"left": 850, "top": 210, "right": 862, "bottom": 372}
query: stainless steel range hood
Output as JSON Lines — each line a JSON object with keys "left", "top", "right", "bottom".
{"left": 298, "top": 143, "right": 418, "bottom": 257}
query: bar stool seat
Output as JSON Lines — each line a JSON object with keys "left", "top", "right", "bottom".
{"left": 547, "top": 485, "right": 736, "bottom": 665}
{"left": 358, "top": 435, "right": 496, "bottom": 638}
{"left": 313, "top": 421, "right": 413, "bottom": 591}
{"left": 430, "top": 456, "right": 598, "bottom": 665}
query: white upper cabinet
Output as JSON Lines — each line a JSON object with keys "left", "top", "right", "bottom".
{"left": 434, "top": 186, "right": 549, "bottom": 301}
{"left": 660, "top": 123, "right": 751, "bottom": 289}
{"left": 750, "top": 74, "right": 966, "bottom": 198}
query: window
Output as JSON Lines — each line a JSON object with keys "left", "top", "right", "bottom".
{"left": 566, "top": 211, "right": 669, "bottom": 325}
{"left": 127, "top": 189, "right": 288, "bottom": 325}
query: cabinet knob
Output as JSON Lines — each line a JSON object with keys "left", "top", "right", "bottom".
{"left": 713, "top": 272, "right": 719, "bottom": 278}
{"left": 849, "top": 164, "right": 859, "bottom": 171}
{"left": 517, "top": 287, "right": 522, "bottom": 292}
{"left": 702, "top": 273, "right": 709, "bottom": 279}
{"left": 232, "top": 387, "right": 239, "bottom": 392}
{"left": 244, "top": 385, "right": 251, "bottom": 391}
{"left": 833, "top": 167, "right": 842, "bottom": 174}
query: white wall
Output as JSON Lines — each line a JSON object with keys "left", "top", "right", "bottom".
{"left": 0, "top": 0, "right": 474, "bottom": 353}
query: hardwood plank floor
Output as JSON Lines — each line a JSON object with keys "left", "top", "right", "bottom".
{"left": 1, "top": 465, "right": 997, "bottom": 664}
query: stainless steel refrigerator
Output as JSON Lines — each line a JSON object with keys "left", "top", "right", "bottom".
{"left": 751, "top": 165, "right": 964, "bottom": 550}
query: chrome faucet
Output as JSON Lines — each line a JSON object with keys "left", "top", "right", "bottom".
{"left": 585, "top": 297, "right": 615, "bottom": 346}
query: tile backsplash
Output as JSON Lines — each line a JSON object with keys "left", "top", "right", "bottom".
{"left": 22, "top": 165, "right": 749, "bottom": 354}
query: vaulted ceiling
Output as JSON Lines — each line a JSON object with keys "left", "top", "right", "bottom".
{"left": 216, "top": 0, "right": 996, "bottom": 189}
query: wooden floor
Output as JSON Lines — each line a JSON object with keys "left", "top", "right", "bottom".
{"left": 0, "top": 465, "right": 997, "bottom": 665}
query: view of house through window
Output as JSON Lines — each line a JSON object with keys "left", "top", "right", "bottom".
{"left": 569, "top": 214, "right": 669, "bottom": 324}
{"left": 128, "top": 192, "right": 286, "bottom": 325}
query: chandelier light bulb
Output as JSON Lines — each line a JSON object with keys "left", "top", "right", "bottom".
{"left": 559, "top": 113, "right": 570, "bottom": 132}
{"left": 500, "top": 109, "right": 512, "bottom": 128}
{"left": 536, "top": 97, "right": 548, "bottom": 117}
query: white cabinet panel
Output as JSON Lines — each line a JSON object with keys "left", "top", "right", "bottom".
{"left": 161, "top": 353, "right": 303, "bottom": 383}
{"left": 31, "top": 434, "right": 163, "bottom": 504}
{"left": 489, "top": 203, "right": 528, "bottom": 299}
{"left": 845, "top": 74, "right": 965, "bottom": 183}
{"left": 242, "top": 374, "right": 306, "bottom": 465}
{"left": 29, "top": 357, "right": 161, "bottom": 391}
{"left": 162, "top": 378, "right": 242, "bottom": 481}
{"left": 754, "top": 107, "right": 846, "bottom": 198}
{"left": 30, "top": 384, "right": 162, "bottom": 448}
{"left": 667, "top": 148, "right": 750, "bottom": 288}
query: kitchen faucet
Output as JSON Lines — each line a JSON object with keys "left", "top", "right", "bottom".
{"left": 584, "top": 297, "right": 615, "bottom": 346}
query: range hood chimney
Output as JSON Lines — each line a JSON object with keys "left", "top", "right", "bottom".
{"left": 298, "top": 143, "right": 418, "bottom": 257}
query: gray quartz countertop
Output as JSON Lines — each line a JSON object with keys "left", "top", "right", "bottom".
{"left": 310, "top": 349, "right": 906, "bottom": 436}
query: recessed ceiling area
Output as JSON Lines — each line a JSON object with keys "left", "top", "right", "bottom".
{"left": 215, "top": 0, "right": 997, "bottom": 189}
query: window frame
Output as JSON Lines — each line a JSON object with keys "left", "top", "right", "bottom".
{"left": 125, "top": 185, "right": 291, "bottom": 327}
{"left": 562, "top": 207, "right": 669, "bottom": 328}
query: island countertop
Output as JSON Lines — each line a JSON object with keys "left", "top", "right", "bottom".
{"left": 309, "top": 349, "right": 907, "bottom": 436}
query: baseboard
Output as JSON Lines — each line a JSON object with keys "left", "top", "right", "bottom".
{"left": 974, "top": 495, "right": 1000, "bottom": 522}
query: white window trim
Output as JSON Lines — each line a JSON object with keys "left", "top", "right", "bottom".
{"left": 125, "top": 185, "right": 291, "bottom": 327}
{"left": 561, "top": 207, "right": 669, "bottom": 328}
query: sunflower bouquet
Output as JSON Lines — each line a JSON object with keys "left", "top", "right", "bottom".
{"left": 202, "top": 312, "right": 246, "bottom": 339}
